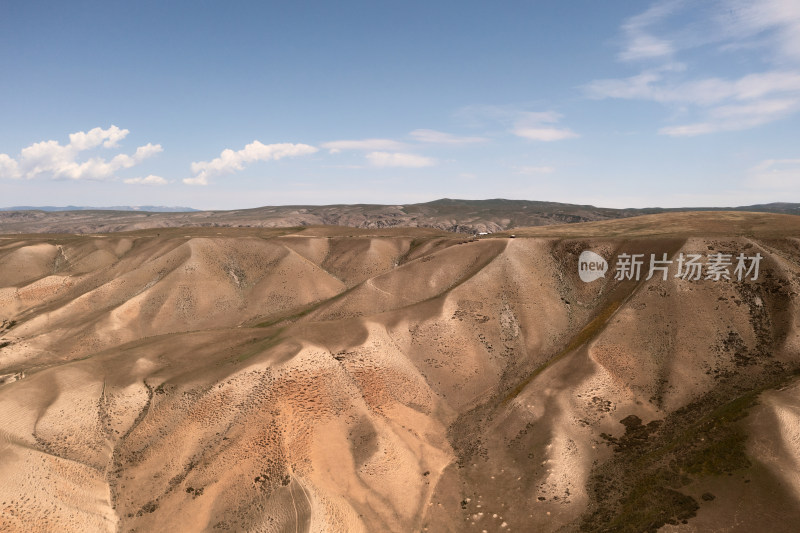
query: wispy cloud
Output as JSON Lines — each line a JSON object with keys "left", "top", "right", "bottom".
{"left": 0, "top": 126, "right": 161, "bottom": 181}
{"left": 455, "top": 106, "right": 579, "bottom": 141}
{"left": 512, "top": 111, "right": 579, "bottom": 141}
{"left": 184, "top": 141, "right": 317, "bottom": 185}
{"left": 515, "top": 166, "right": 556, "bottom": 174}
{"left": 513, "top": 128, "right": 578, "bottom": 142}
{"left": 722, "top": 0, "right": 800, "bottom": 63}
{"left": 321, "top": 138, "right": 406, "bottom": 154}
{"left": 660, "top": 97, "right": 800, "bottom": 136}
{"left": 747, "top": 158, "right": 800, "bottom": 189}
{"left": 366, "top": 152, "right": 435, "bottom": 168}
{"left": 587, "top": 70, "right": 800, "bottom": 106}
{"left": 409, "top": 129, "right": 487, "bottom": 144}
{"left": 617, "top": 0, "right": 800, "bottom": 64}
{"left": 587, "top": 1, "right": 800, "bottom": 136}
{"left": 617, "top": 0, "right": 681, "bottom": 61}
{"left": 124, "top": 175, "right": 168, "bottom": 185}
{"left": 454, "top": 104, "right": 526, "bottom": 127}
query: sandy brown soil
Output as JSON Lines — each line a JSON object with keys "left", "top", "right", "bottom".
{"left": 1, "top": 212, "right": 799, "bottom": 532}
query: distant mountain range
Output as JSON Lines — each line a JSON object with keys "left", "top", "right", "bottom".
{"left": 1, "top": 198, "right": 798, "bottom": 234}
{"left": 0, "top": 205, "right": 199, "bottom": 212}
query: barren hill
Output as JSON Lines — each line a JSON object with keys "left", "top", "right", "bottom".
{"left": 1, "top": 212, "right": 800, "bottom": 531}
{"left": 2, "top": 198, "right": 799, "bottom": 235}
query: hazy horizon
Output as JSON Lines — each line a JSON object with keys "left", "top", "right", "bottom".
{"left": 1, "top": 197, "right": 800, "bottom": 214}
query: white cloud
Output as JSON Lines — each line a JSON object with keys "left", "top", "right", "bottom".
{"left": 0, "top": 126, "right": 161, "bottom": 181}
{"left": 409, "top": 129, "right": 487, "bottom": 144}
{"left": 747, "top": 158, "right": 800, "bottom": 189}
{"left": 366, "top": 152, "right": 435, "bottom": 168}
{"left": 109, "top": 143, "right": 164, "bottom": 169}
{"left": 184, "top": 141, "right": 318, "bottom": 185}
{"left": 511, "top": 111, "right": 579, "bottom": 141}
{"left": 321, "top": 138, "right": 406, "bottom": 154}
{"left": 0, "top": 154, "right": 20, "bottom": 179}
{"left": 68, "top": 125, "right": 129, "bottom": 150}
{"left": 124, "top": 174, "right": 168, "bottom": 185}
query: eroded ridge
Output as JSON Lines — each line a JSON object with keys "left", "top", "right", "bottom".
{"left": 1, "top": 218, "right": 799, "bottom": 532}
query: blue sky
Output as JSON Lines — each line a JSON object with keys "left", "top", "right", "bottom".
{"left": 1, "top": 0, "right": 799, "bottom": 209}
